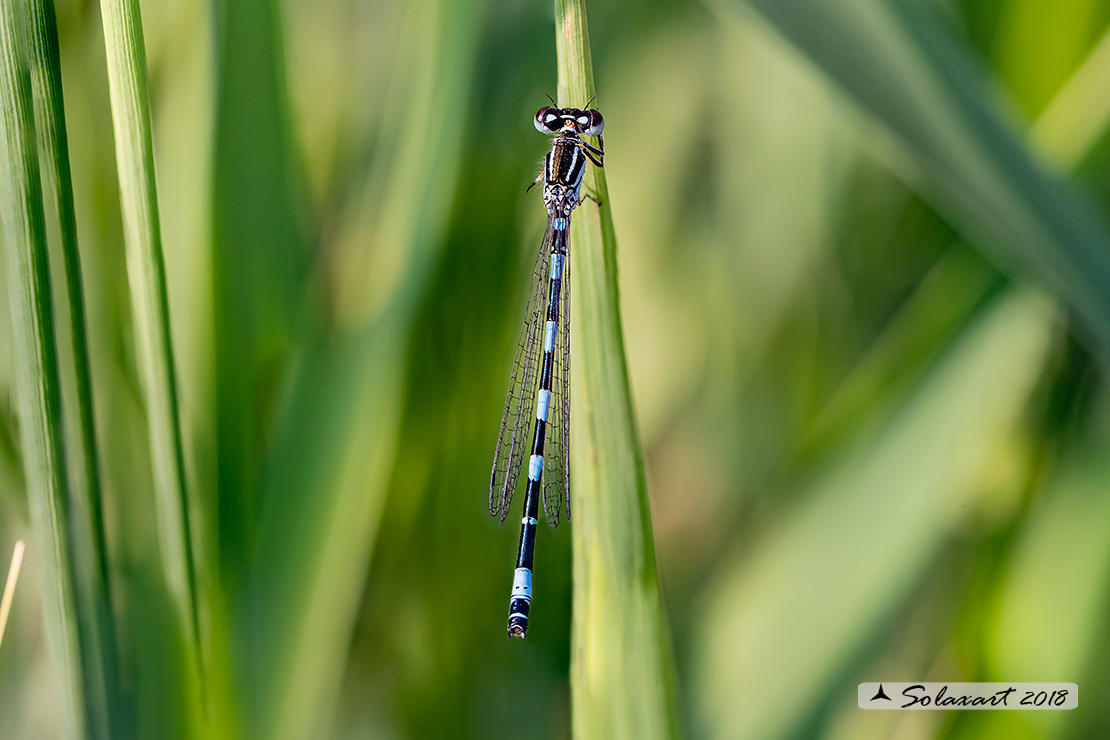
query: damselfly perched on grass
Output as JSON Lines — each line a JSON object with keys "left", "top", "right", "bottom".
{"left": 490, "top": 105, "right": 605, "bottom": 639}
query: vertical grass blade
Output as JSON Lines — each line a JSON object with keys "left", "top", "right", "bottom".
{"left": 26, "top": 0, "right": 109, "bottom": 596}
{"left": 555, "top": 2, "right": 680, "bottom": 738}
{"left": 210, "top": 0, "right": 305, "bottom": 582}
{"left": 0, "top": 540, "right": 25, "bottom": 655}
{"left": 240, "top": 2, "right": 483, "bottom": 737}
{"left": 0, "top": 2, "right": 86, "bottom": 733}
{"left": 25, "top": 0, "right": 123, "bottom": 734}
{"left": 97, "top": 0, "right": 202, "bottom": 671}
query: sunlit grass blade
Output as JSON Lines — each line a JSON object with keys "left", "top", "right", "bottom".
{"left": 693, "top": 288, "right": 1054, "bottom": 740}
{"left": 0, "top": 2, "right": 87, "bottom": 732}
{"left": 555, "top": 2, "right": 680, "bottom": 738}
{"left": 991, "top": 447, "right": 1110, "bottom": 687}
{"left": 1031, "top": 26, "right": 1110, "bottom": 169}
{"left": 725, "top": 0, "right": 1110, "bottom": 351}
{"left": 0, "top": 540, "right": 25, "bottom": 656}
{"left": 97, "top": 0, "right": 202, "bottom": 677}
{"left": 25, "top": 0, "right": 123, "bottom": 735}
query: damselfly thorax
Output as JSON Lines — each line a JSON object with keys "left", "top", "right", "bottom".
{"left": 543, "top": 137, "right": 588, "bottom": 217}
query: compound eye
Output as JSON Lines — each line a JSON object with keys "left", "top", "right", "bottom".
{"left": 534, "top": 106, "right": 560, "bottom": 134}
{"left": 582, "top": 109, "right": 604, "bottom": 136}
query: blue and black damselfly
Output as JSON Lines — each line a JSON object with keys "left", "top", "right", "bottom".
{"left": 490, "top": 105, "right": 605, "bottom": 639}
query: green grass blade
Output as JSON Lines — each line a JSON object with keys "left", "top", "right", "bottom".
{"left": 97, "top": 0, "right": 202, "bottom": 674}
{"left": 987, "top": 440, "right": 1110, "bottom": 739}
{"left": 0, "top": 2, "right": 87, "bottom": 732}
{"left": 992, "top": 445, "right": 1110, "bottom": 675}
{"left": 242, "top": 332, "right": 404, "bottom": 740}
{"left": 26, "top": 0, "right": 110, "bottom": 594}
{"left": 25, "top": 0, "right": 123, "bottom": 734}
{"left": 727, "top": 0, "right": 1110, "bottom": 351}
{"left": 210, "top": 0, "right": 306, "bottom": 581}
{"left": 554, "top": 2, "right": 681, "bottom": 738}
{"left": 239, "top": 2, "right": 483, "bottom": 737}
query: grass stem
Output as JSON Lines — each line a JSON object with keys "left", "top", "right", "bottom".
{"left": 26, "top": 1, "right": 125, "bottom": 735}
{"left": 0, "top": 2, "right": 87, "bottom": 732}
{"left": 97, "top": 0, "right": 202, "bottom": 675}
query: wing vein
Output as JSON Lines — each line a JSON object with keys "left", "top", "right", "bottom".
{"left": 490, "top": 221, "right": 555, "bottom": 522}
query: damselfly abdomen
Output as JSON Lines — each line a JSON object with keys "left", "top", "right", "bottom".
{"left": 489, "top": 105, "right": 604, "bottom": 639}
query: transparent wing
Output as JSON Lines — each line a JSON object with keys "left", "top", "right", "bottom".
{"left": 543, "top": 243, "right": 570, "bottom": 528}
{"left": 490, "top": 226, "right": 553, "bottom": 523}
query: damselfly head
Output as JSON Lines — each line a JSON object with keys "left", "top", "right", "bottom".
{"left": 534, "top": 106, "right": 604, "bottom": 137}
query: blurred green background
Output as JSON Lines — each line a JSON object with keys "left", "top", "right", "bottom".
{"left": 2, "top": 0, "right": 1110, "bottom": 738}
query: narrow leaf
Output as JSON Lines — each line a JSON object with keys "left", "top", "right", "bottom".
{"left": 239, "top": 2, "right": 484, "bottom": 738}
{"left": 555, "top": 2, "right": 681, "bottom": 738}
{"left": 210, "top": 0, "right": 306, "bottom": 580}
{"left": 0, "top": 1, "right": 86, "bottom": 732}
{"left": 25, "top": 0, "right": 123, "bottom": 734}
{"left": 97, "top": 0, "right": 202, "bottom": 676}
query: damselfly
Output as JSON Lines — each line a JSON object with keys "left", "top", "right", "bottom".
{"left": 490, "top": 105, "right": 605, "bottom": 639}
